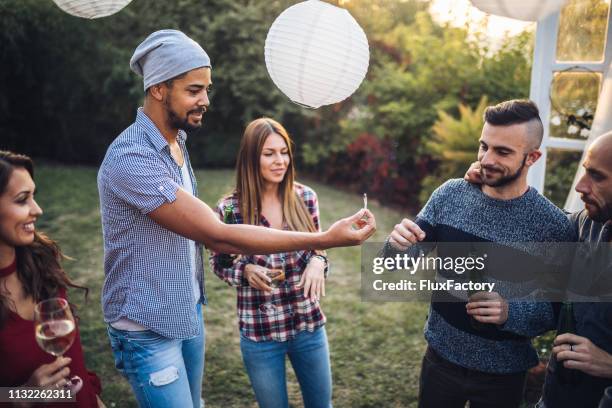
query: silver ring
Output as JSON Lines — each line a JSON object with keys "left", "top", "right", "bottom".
{"left": 570, "top": 344, "right": 574, "bottom": 352}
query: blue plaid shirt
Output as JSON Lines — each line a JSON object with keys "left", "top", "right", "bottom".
{"left": 98, "top": 108, "right": 206, "bottom": 339}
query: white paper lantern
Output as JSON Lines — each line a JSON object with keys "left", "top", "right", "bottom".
{"left": 265, "top": 0, "right": 370, "bottom": 109}
{"left": 52, "top": 0, "right": 133, "bottom": 19}
{"left": 469, "top": 0, "right": 568, "bottom": 21}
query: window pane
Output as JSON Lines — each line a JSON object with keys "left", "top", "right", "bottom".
{"left": 556, "top": 0, "right": 610, "bottom": 62}
{"left": 549, "top": 71, "right": 601, "bottom": 140}
{"left": 544, "top": 149, "right": 582, "bottom": 208}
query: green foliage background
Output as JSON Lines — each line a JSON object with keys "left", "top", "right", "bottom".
{"left": 419, "top": 96, "right": 488, "bottom": 204}
{"left": 0, "top": 0, "right": 538, "bottom": 211}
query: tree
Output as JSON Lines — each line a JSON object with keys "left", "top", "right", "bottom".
{"left": 0, "top": 0, "right": 300, "bottom": 166}
{"left": 314, "top": 9, "right": 533, "bottom": 210}
{"left": 419, "top": 96, "right": 488, "bottom": 203}
{"left": 0, "top": 0, "right": 534, "bottom": 211}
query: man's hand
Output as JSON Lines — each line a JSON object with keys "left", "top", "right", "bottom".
{"left": 325, "top": 209, "right": 376, "bottom": 247}
{"left": 466, "top": 292, "right": 509, "bottom": 325}
{"left": 296, "top": 256, "right": 326, "bottom": 301}
{"left": 553, "top": 333, "right": 612, "bottom": 378}
{"left": 24, "top": 357, "right": 72, "bottom": 388}
{"left": 387, "top": 218, "right": 426, "bottom": 251}
{"left": 244, "top": 264, "right": 273, "bottom": 292}
{"left": 464, "top": 161, "right": 482, "bottom": 184}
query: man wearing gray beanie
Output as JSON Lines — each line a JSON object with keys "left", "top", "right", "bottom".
{"left": 97, "top": 29, "right": 376, "bottom": 407}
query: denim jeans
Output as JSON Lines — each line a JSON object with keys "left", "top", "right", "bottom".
{"left": 107, "top": 304, "right": 205, "bottom": 408}
{"left": 240, "top": 326, "right": 332, "bottom": 408}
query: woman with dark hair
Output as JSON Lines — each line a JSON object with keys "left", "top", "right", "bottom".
{"left": 0, "top": 151, "right": 103, "bottom": 407}
{"left": 210, "top": 118, "right": 332, "bottom": 408}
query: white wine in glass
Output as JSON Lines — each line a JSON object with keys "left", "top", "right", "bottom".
{"left": 35, "top": 298, "right": 76, "bottom": 356}
{"left": 35, "top": 298, "right": 81, "bottom": 391}
{"left": 36, "top": 319, "right": 76, "bottom": 356}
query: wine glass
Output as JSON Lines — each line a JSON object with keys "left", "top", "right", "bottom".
{"left": 34, "top": 298, "right": 82, "bottom": 393}
{"left": 259, "top": 254, "right": 286, "bottom": 315}
{"left": 266, "top": 254, "right": 286, "bottom": 289}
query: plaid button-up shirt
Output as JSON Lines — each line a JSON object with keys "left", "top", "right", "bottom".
{"left": 209, "top": 183, "right": 328, "bottom": 342}
{"left": 98, "top": 108, "right": 205, "bottom": 339}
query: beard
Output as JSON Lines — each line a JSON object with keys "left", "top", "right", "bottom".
{"left": 164, "top": 97, "right": 204, "bottom": 132}
{"left": 481, "top": 155, "right": 527, "bottom": 188}
{"left": 582, "top": 197, "right": 612, "bottom": 223}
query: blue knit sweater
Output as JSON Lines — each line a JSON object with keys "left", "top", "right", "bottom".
{"left": 410, "top": 179, "right": 573, "bottom": 373}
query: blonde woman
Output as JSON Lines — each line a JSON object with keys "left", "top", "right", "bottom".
{"left": 210, "top": 118, "right": 332, "bottom": 408}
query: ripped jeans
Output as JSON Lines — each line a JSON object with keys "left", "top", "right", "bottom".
{"left": 107, "top": 306, "right": 205, "bottom": 408}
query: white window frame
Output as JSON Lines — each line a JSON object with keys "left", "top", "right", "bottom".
{"left": 527, "top": 3, "right": 612, "bottom": 210}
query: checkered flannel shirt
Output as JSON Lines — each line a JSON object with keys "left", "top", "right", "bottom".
{"left": 209, "top": 183, "right": 328, "bottom": 342}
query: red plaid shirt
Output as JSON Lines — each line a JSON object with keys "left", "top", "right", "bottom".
{"left": 210, "top": 183, "right": 328, "bottom": 342}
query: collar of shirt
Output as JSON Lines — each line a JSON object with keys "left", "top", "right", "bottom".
{"left": 135, "top": 108, "right": 188, "bottom": 153}
{"left": 259, "top": 213, "right": 289, "bottom": 230}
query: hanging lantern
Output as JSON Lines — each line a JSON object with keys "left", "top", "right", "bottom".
{"left": 264, "top": 0, "right": 370, "bottom": 109}
{"left": 469, "top": 0, "right": 568, "bottom": 21}
{"left": 52, "top": 0, "right": 133, "bottom": 19}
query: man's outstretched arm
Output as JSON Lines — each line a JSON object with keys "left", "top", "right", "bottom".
{"left": 149, "top": 188, "right": 376, "bottom": 254}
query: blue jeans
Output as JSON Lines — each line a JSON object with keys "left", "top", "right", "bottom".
{"left": 240, "top": 326, "right": 332, "bottom": 408}
{"left": 107, "top": 305, "right": 205, "bottom": 408}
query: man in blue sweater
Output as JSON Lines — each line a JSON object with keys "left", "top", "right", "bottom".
{"left": 464, "top": 131, "right": 612, "bottom": 408}
{"left": 384, "top": 100, "right": 574, "bottom": 407}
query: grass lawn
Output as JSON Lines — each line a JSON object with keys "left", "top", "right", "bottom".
{"left": 34, "top": 165, "right": 428, "bottom": 408}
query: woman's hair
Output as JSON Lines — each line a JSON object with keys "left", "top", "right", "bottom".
{"left": 234, "top": 118, "right": 317, "bottom": 233}
{"left": 0, "top": 151, "right": 87, "bottom": 327}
